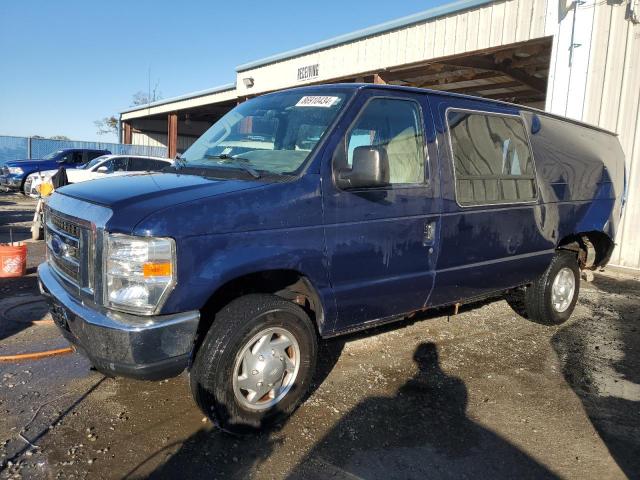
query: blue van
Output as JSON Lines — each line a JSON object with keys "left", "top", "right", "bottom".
{"left": 38, "top": 84, "right": 625, "bottom": 432}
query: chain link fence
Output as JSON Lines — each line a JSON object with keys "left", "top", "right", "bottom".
{"left": 0, "top": 135, "right": 167, "bottom": 164}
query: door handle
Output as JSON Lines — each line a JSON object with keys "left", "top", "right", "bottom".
{"left": 423, "top": 221, "right": 436, "bottom": 246}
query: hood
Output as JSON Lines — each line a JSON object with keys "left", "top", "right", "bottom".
{"left": 56, "top": 172, "right": 270, "bottom": 233}
{"left": 3, "top": 158, "right": 52, "bottom": 168}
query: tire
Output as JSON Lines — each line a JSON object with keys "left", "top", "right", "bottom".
{"left": 190, "top": 294, "right": 317, "bottom": 433}
{"left": 506, "top": 251, "right": 580, "bottom": 325}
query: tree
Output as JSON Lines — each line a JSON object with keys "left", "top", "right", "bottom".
{"left": 94, "top": 116, "right": 118, "bottom": 136}
{"left": 131, "top": 81, "right": 162, "bottom": 106}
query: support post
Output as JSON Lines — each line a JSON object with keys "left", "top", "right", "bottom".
{"left": 167, "top": 113, "right": 178, "bottom": 158}
{"left": 123, "top": 122, "right": 132, "bottom": 144}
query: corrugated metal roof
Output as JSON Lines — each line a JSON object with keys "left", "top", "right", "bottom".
{"left": 120, "top": 82, "right": 236, "bottom": 114}
{"left": 235, "top": 0, "right": 495, "bottom": 72}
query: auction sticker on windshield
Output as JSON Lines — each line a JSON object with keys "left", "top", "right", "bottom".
{"left": 295, "top": 96, "right": 340, "bottom": 108}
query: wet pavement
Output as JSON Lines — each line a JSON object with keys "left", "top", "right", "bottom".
{"left": 1, "top": 192, "right": 639, "bottom": 479}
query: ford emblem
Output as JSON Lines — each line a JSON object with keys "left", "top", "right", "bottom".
{"left": 50, "top": 235, "right": 67, "bottom": 257}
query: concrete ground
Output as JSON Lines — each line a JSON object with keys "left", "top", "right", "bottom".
{"left": 1, "top": 192, "right": 639, "bottom": 479}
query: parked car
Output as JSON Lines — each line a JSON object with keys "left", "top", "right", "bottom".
{"left": 38, "top": 84, "right": 625, "bottom": 433}
{"left": 24, "top": 155, "right": 172, "bottom": 197}
{"left": 0, "top": 148, "right": 110, "bottom": 193}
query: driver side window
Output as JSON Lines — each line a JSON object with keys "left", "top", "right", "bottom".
{"left": 346, "top": 98, "right": 426, "bottom": 185}
{"left": 72, "top": 151, "right": 84, "bottom": 164}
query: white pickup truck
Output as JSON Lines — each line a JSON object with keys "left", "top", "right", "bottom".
{"left": 25, "top": 154, "right": 173, "bottom": 197}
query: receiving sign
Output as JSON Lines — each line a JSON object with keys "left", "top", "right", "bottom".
{"left": 295, "top": 96, "right": 340, "bottom": 108}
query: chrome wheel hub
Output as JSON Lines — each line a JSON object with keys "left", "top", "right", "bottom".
{"left": 232, "top": 327, "right": 300, "bottom": 411}
{"left": 551, "top": 267, "right": 576, "bottom": 313}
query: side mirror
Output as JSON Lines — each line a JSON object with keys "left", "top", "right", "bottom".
{"left": 96, "top": 166, "right": 109, "bottom": 173}
{"left": 337, "top": 146, "right": 389, "bottom": 189}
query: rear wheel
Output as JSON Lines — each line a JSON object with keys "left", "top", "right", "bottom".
{"left": 190, "top": 294, "right": 317, "bottom": 433}
{"left": 506, "top": 251, "right": 580, "bottom": 325}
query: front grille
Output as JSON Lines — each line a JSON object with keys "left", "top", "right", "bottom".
{"left": 50, "top": 252, "right": 79, "bottom": 281}
{"left": 50, "top": 213, "right": 82, "bottom": 238}
{"left": 45, "top": 208, "right": 88, "bottom": 289}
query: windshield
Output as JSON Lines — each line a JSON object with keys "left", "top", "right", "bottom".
{"left": 42, "top": 150, "right": 64, "bottom": 160}
{"left": 181, "top": 90, "right": 350, "bottom": 175}
{"left": 83, "top": 155, "right": 109, "bottom": 170}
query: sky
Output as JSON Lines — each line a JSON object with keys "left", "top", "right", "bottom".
{"left": 0, "top": 0, "right": 448, "bottom": 142}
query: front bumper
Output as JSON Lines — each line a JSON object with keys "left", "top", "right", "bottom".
{"left": 0, "top": 174, "right": 22, "bottom": 189}
{"left": 38, "top": 263, "right": 200, "bottom": 380}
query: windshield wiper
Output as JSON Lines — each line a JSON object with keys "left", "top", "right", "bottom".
{"left": 174, "top": 153, "right": 187, "bottom": 170}
{"left": 204, "top": 154, "right": 261, "bottom": 179}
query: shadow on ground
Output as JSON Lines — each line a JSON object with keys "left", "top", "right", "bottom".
{"left": 552, "top": 275, "right": 640, "bottom": 479}
{"left": 147, "top": 341, "right": 557, "bottom": 480}
{"left": 0, "top": 193, "right": 35, "bottom": 243}
{"left": 287, "top": 342, "right": 557, "bottom": 479}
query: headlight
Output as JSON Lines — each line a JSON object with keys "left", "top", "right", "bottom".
{"left": 104, "top": 233, "right": 176, "bottom": 315}
{"left": 8, "top": 167, "right": 23, "bottom": 175}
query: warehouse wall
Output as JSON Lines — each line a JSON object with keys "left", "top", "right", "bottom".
{"left": 547, "top": 0, "right": 640, "bottom": 269}
{"left": 235, "top": 0, "right": 552, "bottom": 97}
{"left": 131, "top": 131, "right": 197, "bottom": 154}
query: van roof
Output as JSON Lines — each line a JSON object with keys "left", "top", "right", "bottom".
{"left": 284, "top": 83, "right": 617, "bottom": 136}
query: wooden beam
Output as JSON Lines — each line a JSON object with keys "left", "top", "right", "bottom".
{"left": 482, "top": 90, "right": 543, "bottom": 101}
{"left": 123, "top": 122, "right": 132, "bottom": 144}
{"left": 167, "top": 112, "right": 178, "bottom": 158}
{"left": 440, "top": 57, "right": 547, "bottom": 93}
{"left": 440, "top": 80, "right": 524, "bottom": 95}
{"left": 418, "top": 71, "right": 502, "bottom": 89}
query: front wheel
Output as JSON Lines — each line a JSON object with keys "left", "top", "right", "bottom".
{"left": 190, "top": 294, "right": 317, "bottom": 433}
{"left": 506, "top": 251, "right": 580, "bottom": 325}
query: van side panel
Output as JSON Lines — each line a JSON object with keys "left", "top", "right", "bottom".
{"left": 428, "top": 96, "right": 555, "bottom": 307}
{"left": 521, "top": 112, "right": 625, "bottom": 245}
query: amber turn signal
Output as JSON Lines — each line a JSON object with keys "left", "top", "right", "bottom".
{"left": 143, "top": 262, "right": 172, "bottom": 277}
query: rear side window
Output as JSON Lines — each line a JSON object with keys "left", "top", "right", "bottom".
{"left": 346, "top": 98, "right": 426, "bottom": 185}
{"left": 447, "top": 110, "right": 537, "bottom": 206}
{"left": 128, "top": 158, "right": 167, "bottom": 171}
{"left": 105, "top": 157, "right": 128, "bottom": 172}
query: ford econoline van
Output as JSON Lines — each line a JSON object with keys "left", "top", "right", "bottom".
{"left": 39, "top": 84, "right": 625, "bottom": 432}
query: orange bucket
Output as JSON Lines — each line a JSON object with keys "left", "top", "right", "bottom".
{"left": 0, "top": 242, "right": 27, "bottom": 278}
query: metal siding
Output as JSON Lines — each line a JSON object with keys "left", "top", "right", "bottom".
{"left": 444, "top": 15, "right": 458, "bottom": 56}
{"left": 121, "top": 87, "right": 236, "bottom": 121}
{"left": 131, "top": 131, "right": 167, "bottom": 149}
{"left": 610, "top": 13, "right": 640, "bottom": 268}
{"left": 234, "top": 0, "right": 549, "bottom": 97}
{"left": 433, "top": 17, "right": 447, "bottom": 57}
{"left": 559, "top": 1, "right": 640, "bottom": 269}
{"left": 566, "top": 2, "right": 596, "bottom": 119}
{"left": 502, "top": 0, "right": 519, "bottom": 45}
{"left": 536, "top": 0, "right": 551, "bottom": 37}
{"left": 582, "top": 3, "right": 613, "bottom": 124}
{"left": 515, "top": 0, "right": 533, "bottom": 42}
{"left": 465, "top": 8, "right": 481, "bottom": 51}
{"left": 425, "top": 18, "right": 437, "bottom": 58}
{"left": 598, "top": 6, "right": 629, "bottom": 131}
{"left": 476, "top": 4, "right": 494, "bottom": 49}
{"left": 489, "top": 1, "right": 506, "bottom": 46}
